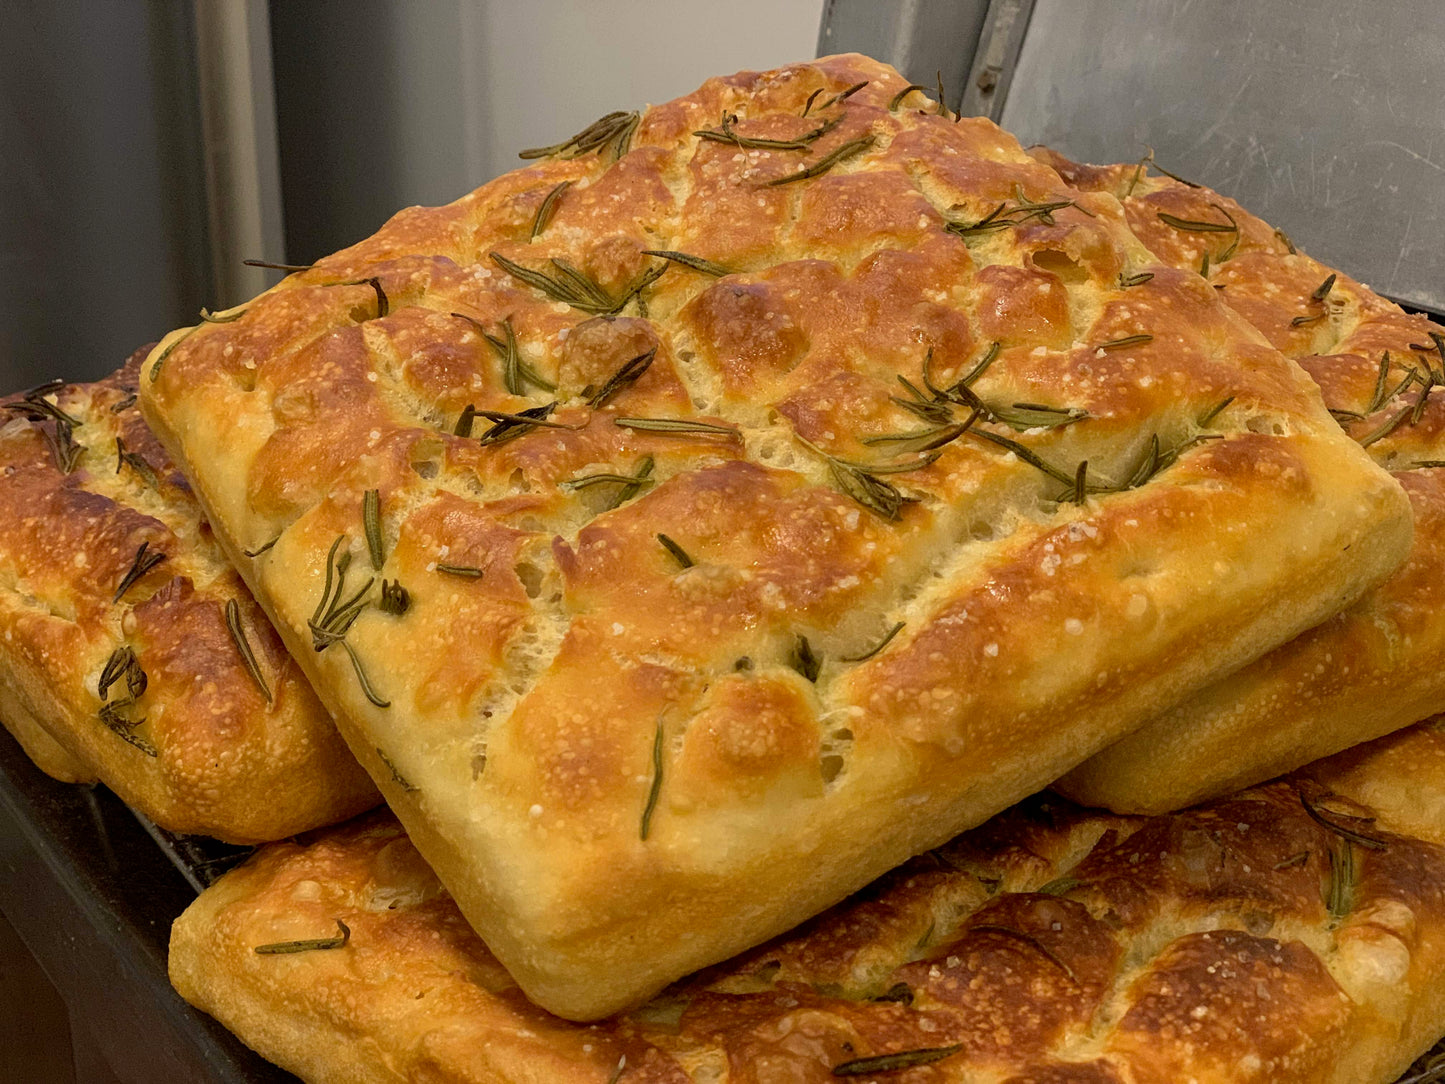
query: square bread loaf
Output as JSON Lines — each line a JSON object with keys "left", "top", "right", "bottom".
{"left": 140, "top": 55, "right": 1410, "bottom": 1016}
{"left": 1034, "top": 148, "right": 1445, "bottom": 813}
{"left": 0, "top": 350, "right": 377, "bottom": 842}
{"left": 169, "top": 717, "right": 1445, "bottom": 1082}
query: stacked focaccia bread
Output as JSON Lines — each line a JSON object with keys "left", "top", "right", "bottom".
{"left": 1028, "top": 148, "right": 1445, "bottom": 814}
{"left": 169, "top": 713, "right": 1445, "bottom": 1084}
{"left": 0, "top": 349, "right": 377, "bottom": 842}
{"left": 137, "top": 53, "right": 1408, "bottom": 1017}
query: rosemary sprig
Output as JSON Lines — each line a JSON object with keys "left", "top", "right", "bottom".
{"left": 378, "top": 579, "right": 410, "bottom": 615}
{"left": 1325, "top": 838, "right": 1355, "bottom": 922}
{"left": 639, "top": 249, "right": 731, "bottom": 277}
{"left": 476, "top": 402, "right": 581, "bottom": 446}
{"left": 795, "top": 435, "right": 925, "bottom": 520}
{"left": 1298, "top": 788, "right": 1389, "bottom": 850}
{"left": 694, "top": 112, "right": 841, "bottom": 151}
{"left": 1363, "top": 352, "right": 1414, "bottom": 416}
{"left": 840, "top": 621, "right": 903, "bottom": 662}
{"left": 1158, "top": 204, "right": 1240, "bottom": 261}
{"left": 871, "top": 982, "right": 914, "bottom": 1005}
{"left": 656, "top": 533, "right": 694, "bottom": 569}
{"left": 113, "top": 541, "right": 166, "bottom": 603}
{"left": 1198, "top": 396, "right": 1235, "bottom": 427}
{"left": 966, "top": 429, "right": 1075, "bottom": 486}
{"left": 832, "top": 1045, "right": 964, "bottom": 1076}
{"left": 640, "top": 719, "right": 664, "bottom": 840}
{"left": 96, "top": 645, "right": 154, "bottom": 756}
{"left": 254, "top": 919, "right": 351, "bottom": 955}
{"left": 489, "top": 253, "right": 664, "bottom": 316}
{"left": 377, "top": 748, "right": 416, "bottom": 792}
{"left": 791, "top": 635, "right": 821, "bottom": 682}
{"left": 816, "top": 80, "right": 867, "bottom": 111}
{"left": 10, "top": 379, "right": 81, "bottom": 426}
{"left": 486, "top": 316, "right": 555, "bottom": 394}
{"left": 44, "top": 418, "right": 83, "bottom": 473}
{"left": 363, "top": 489, "right": 384, "bottom": 570}
{"left": 587, "top": 349, "right": 656, "bottom": 409}
{"left": 436, "top": 563, "right": 484, "bottom": 578}
{"left": 342, "top": 642, "right": 390, "bottom": 708}
{"left": 309, "top": 537, "right": 372, "bottom": 651}
{"left": 888, "top": 83, "right": 929, "bottom": 110}
{"left": 1097, "top": 334, "right": 1154, "bottom": 351}
{"left": 1157, "top": 208, "right": 1237, "bottom": 233}
{"left": 948, "top": 194, "right": 1075, "bottom": 238}
{"left": 765, "top": 134, "right": 876, "bottom": 186}
{"left": 613, "top": 417, "right": 739, "bottom": 438}
{"left": 99, "top": 645, "right": 147, "bottom": 701}
{"left": 115, "top": 437, "right": 160, "bottom": 489}
{"left": 530, "top": 180, "right": 571, "bottom": 240}
{"left": 561, "top": 456, "right": 656, "bottom": 508}
{"left": 1037, "top": 876, "right": 1080, "bottom": 896}
{"left": 519, "top": 109, "right": 639, "bottom": 162}
{"left": 1119, "top": 271, "right": 1155, "bottom": 288}
{"left": 970, "top": 923, "right": 1078, "bottom": 984}
{"left": 1358, "top": 405, "right": 1412, "bottom": 448}
{"left": 224, "top": 599, "right": 271, "bottom": 702}
{"left": 243, "top": 259, "right": 313, "bottom": 273}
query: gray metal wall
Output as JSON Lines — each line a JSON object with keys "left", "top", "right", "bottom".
{"left": 1, "top": 3, "right": 212, "bottom": 388}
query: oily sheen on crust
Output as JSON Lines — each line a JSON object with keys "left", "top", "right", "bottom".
{"left": 1034, "top": 147, "right": 1445, "bottom": 813}
{"left": 169, "top": 717, "right": 1445, "bottom": 1083}
{"left": 141, "top": 55, "right": 1408, "bottom": 1017}
{"left": 0, "top": 351, "right": 377, "bottom": 842}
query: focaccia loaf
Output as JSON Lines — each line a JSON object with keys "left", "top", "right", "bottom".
{"left": 169, "top": 717, "right": 1445, "bottom": 1083}
{"left": 0, "top": 350, "right": 377, "bottom": 842}
{"left": 1034, "top": 147, "right": 1445, "bottom": 813}
{"left": 140, "top": 55, "right": 1409, "bottom": 1017}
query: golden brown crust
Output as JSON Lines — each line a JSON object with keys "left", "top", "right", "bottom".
{"left": 1034, "top": 147, "right": 1445, "bottom": 813}
{"left": 141, "top": 55, "right": 1409, "bottom": 1015}
{"left": 170, "top": 717, "right": 1445, "bottom": 1083}
{"left": 0, "top": 351, "right": 377, "bottom": 841}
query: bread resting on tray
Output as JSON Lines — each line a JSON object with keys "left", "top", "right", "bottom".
{"left": 1030, "top": 147, "right": 1445, "bottom": 815}
{"left": 0, "top": 349, "right": 377, "bottom": 842}
{"left": 168, "top": 714, "right": 1445, "bottom": 1084}
{"left": 138, "top": 53, "right": 1408, "bottom": 1018}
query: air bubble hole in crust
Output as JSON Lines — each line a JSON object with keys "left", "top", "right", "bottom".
{"left": 819, "top": 727, "right": 855, "bottom": 787}
{"left": 1246, "top": 415, "right": 1288, "bottom": 437}
{"left": 1030, "top": 248, "right": 1088, "bottom": 284}
{"left": 515, "top": 560, "right": 545, "bottom": 599}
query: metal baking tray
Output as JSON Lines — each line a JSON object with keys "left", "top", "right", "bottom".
{"left": 0, "top": 726, "right": 294, "bottom": 1083}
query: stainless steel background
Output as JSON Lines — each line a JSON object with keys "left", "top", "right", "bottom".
{"left": 823, "top": 0, "right": 1445, "bottom": 316}
{"left": 1, "top": 4, "right": 212, "bottom": 389}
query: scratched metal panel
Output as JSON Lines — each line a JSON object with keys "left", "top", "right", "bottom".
{"left": 999, "top": 0, "right": 1445, "bottom": 315}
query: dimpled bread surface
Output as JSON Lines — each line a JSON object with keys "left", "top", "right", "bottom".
{"left": 1035, "top": 148, "right": 1445, "bottom": 813}
{"left": 169, "top": 716, "right": 1445, "bottom": 1083}
{"left": 0, "top": 350, "right": 377, "bottom": 842}
{"left": 140, "top": 55, "right": 1409, "bottom": 1016}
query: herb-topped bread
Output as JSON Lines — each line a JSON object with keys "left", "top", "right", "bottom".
{"left": 1033, "top": 147, "right": 1445, "bottom": 814}
{"left": 169, "top": 717, "right": 1445, "bottom": 1083}
{"left": 140, "top": 54, "right": 1409, "bottom": 1017}
{"left": 0, "top": 350, "right": 378, "bottom": 842}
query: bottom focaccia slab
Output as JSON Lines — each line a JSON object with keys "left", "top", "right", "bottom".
{"left": 0, "top": 352, "right": 378, "bottom": 841}
{"left": 1033, "top": 147, "right": 1445, "bottom": 813}
{"left": 170, "top": 716, "right": 1445, "bottom": 1084}
{"left": 141, "top": 54, "right": 1409, "bottom": 1016}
